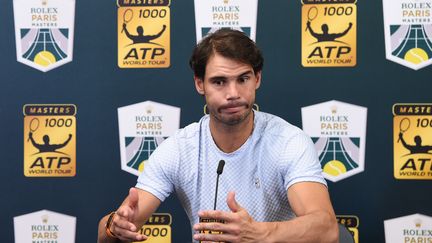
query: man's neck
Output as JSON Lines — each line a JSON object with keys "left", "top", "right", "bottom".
{"left": 209, "top": 112, "right": 255, "bottom": 153}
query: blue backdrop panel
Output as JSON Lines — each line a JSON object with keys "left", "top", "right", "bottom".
{"left": 0, "top": 0, "right": 431, "bottom": 242}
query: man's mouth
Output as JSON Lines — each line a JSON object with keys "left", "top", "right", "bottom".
{"left": 219, "top": 103, "right": 247, "bottom": 113}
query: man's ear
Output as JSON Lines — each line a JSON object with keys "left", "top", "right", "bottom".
{"left": 255, "top": 71, "right": 262, "bottom": 90}
{"left": 194, "top": 76, "right": 205, "bottom": 95}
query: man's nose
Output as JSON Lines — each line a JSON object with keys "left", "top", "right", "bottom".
{"left": 226, "top": 82, "right": 240, "bottom": 100}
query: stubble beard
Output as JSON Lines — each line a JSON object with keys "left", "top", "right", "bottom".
{"left": 209, "top": 102, "right": 254, "bottom": 126}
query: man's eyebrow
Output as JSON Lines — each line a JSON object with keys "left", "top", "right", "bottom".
{"left": 208, "top": 76, "right": 227, "bottom": 82}
{"left": 208, "top": 71, "right": 254, "bottom": 81}
{"left": 238, "top": 71, "right": 254, "bottom": 77}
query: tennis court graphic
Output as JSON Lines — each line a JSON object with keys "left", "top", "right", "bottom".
{"left": 390, "top": 25, "right": 432, "bottom": 65}
{"left": 125, "top": 136, "right": 166, "bottom": 172}
{"left": 201, "top": 27, "right": 251, "bottom": 40}
{"left": 313, "top": 137, "right": 360, "bottom": 177}
{"left": 20, "top": 28, "right": 69, "bottom": 68}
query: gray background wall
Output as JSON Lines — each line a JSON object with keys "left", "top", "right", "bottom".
{"left": 0, "top": 0, "right": 431, "bottom": 242}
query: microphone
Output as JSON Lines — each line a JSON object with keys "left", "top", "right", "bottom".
{"left": 213, "top": 160, "right": 225, "bottom": 210}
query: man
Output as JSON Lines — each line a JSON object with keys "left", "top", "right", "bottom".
{"left": 28, "top": 132, "right": 72, "bottom": 153}
{"left": 98, "top": 29, "right": 338, "bottom": 243}
{"left": 122, "top": 23, "right": 167, "bottom": 44}
{"left": 306, "top": 21, "right": 353, "bottom": 42}
{"left": 399, "top": 132, "right": 432, "bottom": 154}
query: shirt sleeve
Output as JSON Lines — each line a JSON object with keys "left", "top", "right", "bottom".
{"left": 135, "top": 135, "right": 179, "bottom": 202}
{"left": 280, "top": 131, "right": 327, "bottom": 190}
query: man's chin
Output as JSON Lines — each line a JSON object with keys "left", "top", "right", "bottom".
{"left": 222, "top": 118, "right": 243, "bottom": 126}
{"left": 215, "top": 111, "right": 252, "bottom": 126}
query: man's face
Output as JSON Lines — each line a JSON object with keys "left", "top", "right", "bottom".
{"left": 194, "top": 53, "right": 261, "bottom": 126}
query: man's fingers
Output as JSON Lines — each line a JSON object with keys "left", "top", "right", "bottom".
{"left": 193, "top": 231, "right": 238, "bottom": 243}
{"left": 198, "top": 210, "right": 232, "bottom": 222}
{"left": 128, "top": 187, "right": 139, "bottom": 208}
{"left": 116, "top": 205, "right": 134, "bottom": 219}
{"left": 111, "top": 188, "right": 142, "bottom": 239}
{"left": 194, "top": 220, "right": 243, "bottom": 236}
{"left": 113, "top": 226, "right": 147, "bottom": 242}
{"left": 111, "top": 214, "right": 148, "bottom": 241}
{"left": 117, "top": 188, "right": 140, "bottom": 219}
{"left": 112, "top": 214, "right": 137, "bottom": 232}
{"left": 226, "top": 191, "right": 241, "bottom": 213}
{"left": 194, "top": 221, "right": 227, "bottom": 232}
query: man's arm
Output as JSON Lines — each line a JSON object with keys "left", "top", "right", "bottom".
{"left": 193, "top": 182, "right": 338, "bottom": 243}
{"left": 265, "top": 182, "right": 338, "bottom": 242}
{"left": 149, "top": 25, "right": 167, "bottom": 41}
{"left": 399, "top": 132, "right": 412, "bottom": 151}
{"left": 28, "top": 132, "right": 41, "bottom": 149}
{"left": 54, "top": 134, "right": 72, "bottom": 150}
{"left": 306, "top": 21, "right": 320, "bottom": 39}
{"left": 334, "top": 22, "right": 353, "bottom": 38}
{"left": 122, "top": 23, "right": 133, "bottom": 40}
{"left": 97, "top": 187, "right": 161, "bottom": 243}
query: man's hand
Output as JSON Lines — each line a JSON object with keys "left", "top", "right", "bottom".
{"left": 193, "top": 192, "right": 268, "bottom": 243}
{"left": 110, "top": 188, "right": 148, "bottom": 241}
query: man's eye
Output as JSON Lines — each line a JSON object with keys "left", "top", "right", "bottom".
{"left": 239, "top": 76, "right": 250, "bottom": 82}
{"left": 213, "top": 80, "right": 224, "bottom": 85}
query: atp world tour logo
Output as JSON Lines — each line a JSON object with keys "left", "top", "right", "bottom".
{"left": 302, "top": 100, "right": 367, "bottom": 182}
{"left": 23, "top": 104, "right": 76, "bottom": 177}
{"left": 383, "top": 0, "right": 432, "bottom": 70}
{"left": 393, "top": 104, "right": 432, "bottom": 179}
{"left": 117, "top": 0, "right": 170, "bottom": 68}
{"left": 194, "top": 0, "right": 258, "bottom": 42}
{"left": 13, "top": 0, "right": 75, "bottom": 72}
{"left": 118, "top": 101, "right": 180, "bottom": 176}
{"left": 302, "top": 0, "right": 357, "bottom": 67}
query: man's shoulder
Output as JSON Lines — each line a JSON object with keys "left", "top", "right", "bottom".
{"left": 255, "top": 111, "right": 303, "bottom": 139}
{"left": 172, "top": 115, "right": 208, "bottom": 140}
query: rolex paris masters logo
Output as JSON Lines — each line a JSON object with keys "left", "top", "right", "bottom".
{"left": 118, "top": 101, "right": 180, "bottom": 176}
{"left": 194, "top": 0, "right": 258, "bottom": 42}
{"left": 384, "top": 213, "right": 432, "bottom": 243}
{"left": 13, "top": 0, "right": 75, "bottom": 72}
{"left": 14, "top": 210, "right": 76, "bottom": 243}
{"left": 383, "top": 0, "right": 432, "bottom": 70}
{"left": 302, "top": 100, "right": 367, "bottom": 182}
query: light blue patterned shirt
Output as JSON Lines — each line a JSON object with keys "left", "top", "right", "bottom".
{"left": 136, "top": 111, "right": 326, "bottom": 237}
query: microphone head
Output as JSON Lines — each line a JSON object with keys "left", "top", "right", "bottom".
{"left": 216, "top": 160, "right": 225, "bottom": 175}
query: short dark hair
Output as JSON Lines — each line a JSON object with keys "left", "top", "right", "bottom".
{"left": 189, "top": 28, "right": 264, "bottom": 80}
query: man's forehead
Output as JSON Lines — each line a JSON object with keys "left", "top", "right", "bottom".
{"left": 205, "top": 54, "right": 254, "bottom": 76}
{"left": 206, "top": 52, "right": 250, "bottom": 65}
